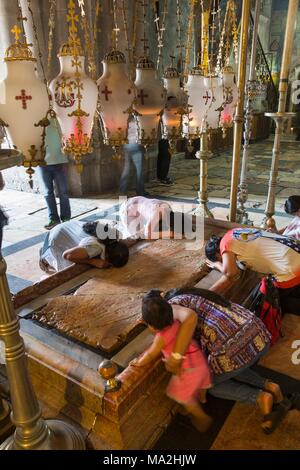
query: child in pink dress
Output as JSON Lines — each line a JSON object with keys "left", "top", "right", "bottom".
{"left": 130, "top": 290, "right": 212, "bottom": 432}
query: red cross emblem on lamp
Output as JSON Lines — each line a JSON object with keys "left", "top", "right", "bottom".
{"left": 15, "top": 89, "right": 32, "bottom": 109}
{"left": 202, "top": 91, "right": 211, "bottom": 105}
{"left": 101, "top": 86, "right": 112, "bottom": 101}
{"left": 137, "top": 89, "right": 148, "bottom": 105}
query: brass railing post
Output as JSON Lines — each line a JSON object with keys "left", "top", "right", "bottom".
{"left": 262, "top": 0, "right": 299, "bottom": 229}
{"left": 237, "top": 0, "right": 261, "bottom": 225}
{"left": 0, "top": 253, "right": 85, "bottom": 450}
{"left": 194, "top": 132, "right": 214, "bottom": 218}
{"left": 229, "top": 0, "right": 251, "bottom": 222}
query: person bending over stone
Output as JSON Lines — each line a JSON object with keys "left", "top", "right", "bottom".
{"left": 40, "top": 220, "right": 128, "bottom": 273}
{"left": 130, "top": 289, "right": 213, "bottom": 432}
{"left": 141, "top": 288, "right": 290, "bottom": 434}
{"left": 119, "top": 196, "right": 192, "bottom": 239}
{"left": 205, "top": 228, "right": 300, "bottom": 315}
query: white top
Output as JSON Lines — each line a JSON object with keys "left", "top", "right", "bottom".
{"left": 283, "top": 216, "right": 300, "bottom": 240}
{"left": 41, "top": 221, "right": 105, "bottom": 271}
{"left": 119, "top": 196, "right": 172, "bottom": 238}
{"left": 127, "top": 117, "right": 138, "bottom": 144}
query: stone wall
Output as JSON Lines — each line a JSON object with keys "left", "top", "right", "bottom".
{"left": 2, "top": 143, "right": 157, "bottom": 197}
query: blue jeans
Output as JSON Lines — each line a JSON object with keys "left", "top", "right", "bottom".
{"left": 120, "top": 144, "right": 145, "bottom": 195}
{"left": 39, "top": 164, "right": 71, "bottom": 222}
{"left": 208, "top": 345, "right": 269, "bottom": 405}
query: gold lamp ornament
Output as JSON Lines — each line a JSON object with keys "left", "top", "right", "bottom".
{"left": 0, "top": 24, "right": 50, "bottom": 185}
{"left": 49, "top": 0, "right": 98, "bottom": 172}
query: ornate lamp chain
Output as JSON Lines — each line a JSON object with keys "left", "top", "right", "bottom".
{"left": 93, "top": 0, "right": 101, "bottom": 41}
{"left": 154, "top": 0, "right": 168, "bottom": 72}
{"left": 47, "top": 0, "right": 56, "bottom": 79}
{"left": 209, "top": 0, "right": 221, "bottom": 73}
{"left": 122, "top": 0, "right": 132, "bottom": 66}
{"left": 142, "top": 0, "right": 149, "bottom": 56}
{"left": 27, "top": 0, "right": 51, "bottom": 107}
{"left": 132, "top": 0, "right": 139, "bottom": 64}
{"left": 17, "top": 0, "right": 27, "bottom": 40}
{"left": 176, "top": 0, "right": 184, "bottom": 76}
{"left": 112, "top": 0, "right": 120, "bottom": 50}
{"left": 77, "top": 0, "right": 96, "bottom": 80}
{"left": 216, "top": 0, "right": 230, "bottom": 74}
{"left": 184, "top": 0, "right": 196, "bottom": 81}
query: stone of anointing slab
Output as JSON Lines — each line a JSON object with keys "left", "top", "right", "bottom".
{"left": 75, "top": 239, "right": 207, "bottom": 296}
{"left": 34, "top": 239, "right": 207, "bottom": 354}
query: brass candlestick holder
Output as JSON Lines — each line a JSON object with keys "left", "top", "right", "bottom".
{"left": 0, "top": 256, "right": 86, "bottom": 450}
{"left": 194, "top": 132, "right": 214, "bottom": 219}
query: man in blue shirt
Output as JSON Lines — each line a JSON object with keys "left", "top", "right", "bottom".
{"left": 39, "top": 117, "right": 71, "bottom": 230}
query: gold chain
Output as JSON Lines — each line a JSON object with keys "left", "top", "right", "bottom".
{"left": 121, "top": 0, "right": 134, "bottom": 76}
{"left": 216, "top": 0, "right": 238, "bottom": 74}
{"left": 112, "top": 0, "right": 120, "bottom": 50}
{"left": 132, "top": 0, "right": 138, "bottom": 64}
{"left": 47, "top": 0, "right": 56, "bottom": 78}
{"left": 27, "top": 0, "right": 51, "bottom": 108}
{"left": 184, "top": 0, "right": 196, "bottom": 81}
{"left": 153, "top": 0, "right": 168, "bottom": 72}
{"left": 77, "top": 0, "right": 97, "bottom": 80}
{"left": 93, "top": 0, "right": 101, "bottom": 41}
{"left": 176, "top": 0, "right": 184, "bottom": 76}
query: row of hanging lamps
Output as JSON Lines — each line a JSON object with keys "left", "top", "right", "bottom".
{"left": 49, "top": 0, "right": 97, "bottom": 173}
{"left": 0, "top": 21, "right": 50, "bottom": 186}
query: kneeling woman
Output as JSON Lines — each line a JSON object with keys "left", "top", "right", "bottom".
{"left": 205, "top": 228, "right": 300, "bottom": 314}
{"left": 141, "top": 288, "right": 288, "bottom": 434}
{"left": 119, "top": 196, "right": 191, "bottom": 239}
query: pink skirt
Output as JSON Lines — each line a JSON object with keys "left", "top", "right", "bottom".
{"left": 166, "top": 367, "right": 212, "bottom": 405}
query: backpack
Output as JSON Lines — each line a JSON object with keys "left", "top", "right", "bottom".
{"left": 249, "top": 275, "right": 283, "bottom": 345}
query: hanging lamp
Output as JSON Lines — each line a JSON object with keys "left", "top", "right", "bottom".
{"left": 97, "top": 50, "right": 135, "bottom": 153}
{"left": 49, "top": 0, "right": 98, "bottom": 172}
{"left": 133, "top": 57, "right": 165, "bottom": 146}
{"left": 0, "top": 24, "right": 50, "bottom": 185}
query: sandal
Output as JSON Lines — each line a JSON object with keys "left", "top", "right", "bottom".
{"left": 262, "top": 397, "right": 292, "bottom": 435}
{"left": 286, "top": 392, "right": 300, "bottom": 411}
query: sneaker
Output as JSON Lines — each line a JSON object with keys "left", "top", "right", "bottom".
{"left": 60, "top": 218, "right": 70, "bottom": 224}
{"left": 44, "top": 219, "right": 60, "bottom": 230}
{"left": 159, "top": 177, "right": 174, "bottom": 185}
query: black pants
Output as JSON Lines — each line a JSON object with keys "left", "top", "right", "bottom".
{"left": 278, "top": 284, "right": 300, "bottom": 315}
{"left": 157, "top": 139, "right": 171, "bottom": 180}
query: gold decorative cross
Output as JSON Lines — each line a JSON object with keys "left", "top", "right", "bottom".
{"left": 11, "top": 24, "right": 21, "bottom": 43}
